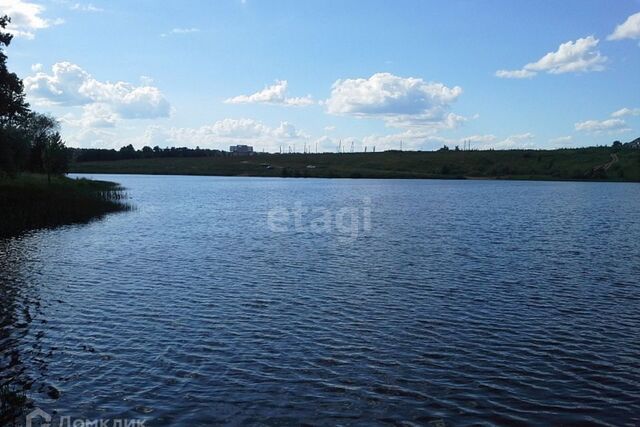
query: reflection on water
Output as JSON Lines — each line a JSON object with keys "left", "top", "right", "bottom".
{"left": 0, "top": 239, "right": 39, "bottom": 424}
{"left": 1, "top": 175, "right": 640, "bottom": 426}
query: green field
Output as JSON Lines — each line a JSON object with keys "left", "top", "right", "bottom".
{"left": 70, "top": 147, "right": 640, "bottom": 181}
{"left": 0, "top": 174, "right": 131, "bottom": 238}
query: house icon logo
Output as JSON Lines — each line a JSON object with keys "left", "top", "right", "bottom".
{"left": 26, "top": 408, "right": 51, "bottom": 427}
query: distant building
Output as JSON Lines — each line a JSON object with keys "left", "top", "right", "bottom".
{"left": 229, "top": 145, "right": 254, "bottom": 155}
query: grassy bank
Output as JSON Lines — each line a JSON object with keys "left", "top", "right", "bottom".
{"left": 0, "top": 174, "right": 130, "bottom": 238}
{"left": 69, "top": 147, "right": 640, "bottom": 182}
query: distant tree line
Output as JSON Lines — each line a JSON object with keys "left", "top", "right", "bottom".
{"left": 0, "top": 15, "right": 68, "bottom": 181}
{"left": 71, "top": 145, "right": 229, "bottom": 162}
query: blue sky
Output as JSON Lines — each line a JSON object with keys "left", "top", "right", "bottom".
{"left": 3, "top": 0, "right": 640, "bottom": 151}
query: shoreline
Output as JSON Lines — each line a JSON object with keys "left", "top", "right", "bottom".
{"left": 71, "top": 170, "right": 639, "bottom": 184}
{"left": 69, "top": 148, "right": 640, "bottom": 183}
{"left": 0, "top": 174, "right": 131, "bottom": 238}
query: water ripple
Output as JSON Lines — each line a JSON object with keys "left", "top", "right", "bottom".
{"left": 1, "top": 176, "right": 639, "bottom": 426}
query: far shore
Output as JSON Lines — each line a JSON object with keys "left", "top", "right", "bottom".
{"left": 69, "top": 147, "right": 640, "bottom": 182}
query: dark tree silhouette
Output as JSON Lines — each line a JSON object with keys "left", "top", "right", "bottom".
{"left": 1, "top": 15, "right": 31, "bottom": 176}
{"left": 22, "top": 112, "right": 59, "bottom": 172}
{"left": 0, "top": 16, "right": 29, "bottom": 126}
{"left": 42, "top": 132, "right": 69, "bottom": 183}
{"left": 0, "top": 16, "right": 68, "bottom": 178}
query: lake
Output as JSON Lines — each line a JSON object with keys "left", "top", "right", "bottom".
{"left": 1, "top": 175, "right": 639, "bottom": 426}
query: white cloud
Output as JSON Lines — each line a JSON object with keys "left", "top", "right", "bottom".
{"left": 611, "top": 107, "right": 640, "bottom": 118}
{"left": 475, "top": 133, "right": 536, "bottom": 150}
{"left": 608, "top": 12, "right": 640, "bottom": 41}
{"left": 549, "top": 135, "right": 573, "bottom": 144}
{"left": 0, "top": 0, "right": 61, "bottom": 39}
{"left": 326, "top": 72, "right": 464, "bottom": 131}
{"left": 61, "top": 103, "right": 118, "bottom": 128}
{"left": 225, "top": 80, "right": 314, "bottom": 106}
{"left": 311, "top": 136, "right": 338, "bottom": 152}
{"left": 66, "top": 127, "right": 117, "bottom": 148}
{"left": 496, "top": 36, "right": 606, "bottom": 78}
{"left": 460, "top": 134, "right": 498, "bottom": 145}
{"left": 327, "top": 73, "right": 462, "bottom": 116}
{"left": 24, "top": 62, "right": 171, "bottom": 119}
{"left": 70, "top": 3, "right": 104, "bottom": 12}
{"left": 83, "top": 81, "right": 170, "bottom": 119}
{"left": 575, "top": 118, "right": 629, "bottom": 133}
{"left": 494, "top": 69, "right": 536, "bottom": 79}
{"left": 161, "top": 28, "right": 200, "bottom": 37}
{"left": 137, "top": 119, "right": 309, "bottom": 152}
{"left": 355, "top": 132, "right": 534, "bottom": 151}
{"left": 358, "top": 129, "right": 458, "bottom": 151}
{"left": 25, "top": 62, "right": 93, "bottom": 105}
{"left": 360, "top": 131, "right": 434, "bottom": 151}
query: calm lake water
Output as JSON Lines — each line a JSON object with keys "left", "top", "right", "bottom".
{"left": 1, "top": 175, "right": 640, "bottom": 426}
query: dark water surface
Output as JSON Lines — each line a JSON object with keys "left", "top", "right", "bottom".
{"left": 1, "top": 175, "right": 639, "bottom": 426}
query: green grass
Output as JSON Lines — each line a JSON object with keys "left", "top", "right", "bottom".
{"left": 0, "top": 174, "right": 131, "bottom": 238}
{"left": 70, "top": 147, "right": 640, "bottom": 182}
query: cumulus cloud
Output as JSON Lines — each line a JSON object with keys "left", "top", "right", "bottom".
{"left": 608, "top": 12, "right": 640, "bottom": 41}
{"left": 84, "top": 81, "right": 170, "bottom": 119}
{"left": 225, "top": 80, "right": 314, "bottom": 106}
{"left": 61, "top": 103, "right": 118, "bottom": 128}
{"left": 327, "top": 73, "right": 462, "bottom": 115}
{"left": 137, "top": 119, "right": 309, "bottom": 152}
{"left": 575, "top": 118, "right": 630, "bottom": 133}
{"left": 0, "top": 0, "right": 61, "bottom": 39}
{"left": 611, "top": 107, "right": 640, "bottom": 118}
{"left": 496, "top": 36, "right": 606, "bottom": 78}
{"left": 326, "top": 72, "right": 464, "bottom": 131}
{"left": 24, "top": 62, "right": 171, "bottom": 119}
{"left": 25, "top": 62, "right": 92, "bottom": 105}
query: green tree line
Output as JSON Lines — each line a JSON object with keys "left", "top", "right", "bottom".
{"left": 0, "top": 15, "right": 68, "bottom": 182}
